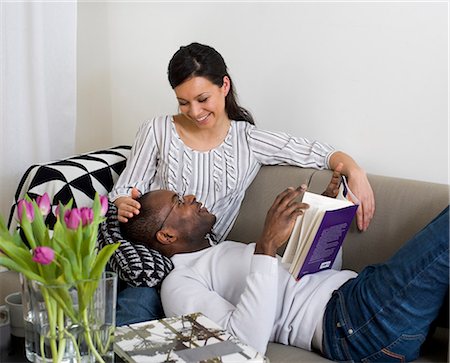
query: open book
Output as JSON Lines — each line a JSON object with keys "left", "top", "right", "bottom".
{"left": 282, "top": 176, "right": 359, "bottom": 280}
{"left": 114, "top": 312, "right": 267, "bottom": 363}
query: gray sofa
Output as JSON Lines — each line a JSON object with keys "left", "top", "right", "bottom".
{"left": 227, "top": 166, "right": 449, "bottom": 363}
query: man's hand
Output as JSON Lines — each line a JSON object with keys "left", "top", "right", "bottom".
{"left": 322, "top": 162, "right": 343, "bottom": 198}
{"left": 255, "top": 186, "right": 309, "bottom": 257}
{"left": 114, "top": 187, "right": 141, "bottom": 223}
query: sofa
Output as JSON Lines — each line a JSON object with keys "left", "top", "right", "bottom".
{"left": 227, "top": 165, "right": 449, "bottom": 363}
{"left": 0, "top": 147, "right": 448, "bottom": 362}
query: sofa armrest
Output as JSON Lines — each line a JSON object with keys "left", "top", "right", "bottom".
{"left": 308, "top": 170, "right": 449, "bottom": 272}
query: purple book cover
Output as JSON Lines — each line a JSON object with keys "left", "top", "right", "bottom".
{"left": 296, "top": 204, "right": 358, "bottom": 280}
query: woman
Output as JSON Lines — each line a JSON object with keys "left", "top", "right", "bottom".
{"left": 109, "top": 42, "right": 375, "bottom": 324}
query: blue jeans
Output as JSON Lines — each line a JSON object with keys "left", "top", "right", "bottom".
{"left": 116, "top": 286, "right": 164, "bottom": 326}
{"left": 322, "top": 206, "right": 449, "bottom": 362}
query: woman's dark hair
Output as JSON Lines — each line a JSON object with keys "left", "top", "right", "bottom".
{"left": 168, "top": 42, "right": 254, "bottom": 125}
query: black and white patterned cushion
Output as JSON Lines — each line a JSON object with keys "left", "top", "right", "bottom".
{"left": 98, "top": 202, "right": 173, "bottom": 287}
{"left": 7, "top": 145, "right": 173, "bottom": 287}
{"left": 8, "top": 146, "right": 131, "bottom": 229}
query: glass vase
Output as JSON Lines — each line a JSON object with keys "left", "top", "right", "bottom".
{"left": 21, "top": 272, "right": 117, "bottom": 363}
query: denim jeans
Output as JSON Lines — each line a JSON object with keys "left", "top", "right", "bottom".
{"left": 116, "top": 286, "right": 164, "bottom": 326}
{"left": 322, "top": 206, "right": 449, "bottom": 362}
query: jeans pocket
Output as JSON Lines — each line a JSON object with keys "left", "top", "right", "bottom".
{"left": 361, "top": 334, "right": 426, "bottom": 363}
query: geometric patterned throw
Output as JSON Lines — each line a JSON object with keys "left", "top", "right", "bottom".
{"left": 8, "top": 145, "right": 131, "bottom": 231}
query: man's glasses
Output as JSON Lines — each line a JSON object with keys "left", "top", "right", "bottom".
{"left": 154, "top": 193, "right": 184, "bottom": 238}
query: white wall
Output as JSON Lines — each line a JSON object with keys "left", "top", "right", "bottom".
{"left": 77, "top": 1, "right": 449, "bottom": 184}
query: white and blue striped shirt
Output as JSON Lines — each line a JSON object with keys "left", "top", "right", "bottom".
{"left": 109, "top": 116, "right": 335, "bottom": 242}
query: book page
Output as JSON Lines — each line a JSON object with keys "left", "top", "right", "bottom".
{"left": 281, "top": 214, "right": 304, "bottom": 264}
{"left": 289, "top": 206, "right": 324, "bottom": 275}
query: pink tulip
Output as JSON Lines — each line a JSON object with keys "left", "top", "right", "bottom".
{"left": 100, "top": 195, "right": 108, "bottom": 216}
{"left": 36, "top": 193, "right": 51, "bottom": 217}
{"left": 17, "top": 200, "right": 34, "bottom": 223}
{"left": 64, "top": 209, "right": 82, "bottom": 230}
{"left": 80, "top": 207, "right": 94, "bottom": 226}
{"left": 32, "top": 246, "right": 55, "bottom": 265}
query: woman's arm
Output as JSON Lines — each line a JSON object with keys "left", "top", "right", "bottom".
{"left": 247, "top": 127, "right": 375, "bottom": 231}
{"left": 328, "top": 151, "right": 375, "bottom": 231}
{"left": 109, "top": 118, "right": 160, "bottom": 222}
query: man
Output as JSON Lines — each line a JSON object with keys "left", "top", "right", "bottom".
{"left": 120, "top": 183, "right": 449, "bottom": 362}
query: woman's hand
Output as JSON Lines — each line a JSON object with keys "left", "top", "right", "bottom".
{"left": 114, "top": 187, "right": 141, "bottom": 223}
{"left": 329, "top": 152, "right": 375, "bottom": 231}
{"left": 346, "top": 168, "right": 374, "bottom": 231}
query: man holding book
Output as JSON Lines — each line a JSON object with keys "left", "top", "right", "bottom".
{"left": 120, "top": 180, "right": 449, "bottom": 362}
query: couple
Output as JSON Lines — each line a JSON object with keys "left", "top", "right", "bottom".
{"left": 119, "top": 171, "right": 449, "bottom": 362}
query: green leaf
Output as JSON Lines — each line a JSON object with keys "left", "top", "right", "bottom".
{"left": 0, "top": 240, "right": 38, "bottom": 273}
{"left": 30, "top": 202, "right": 46, "bottom": 245}
{"left": 56, "top": 243, "right": 81, "bottom": 280}
{"left": 44, "top": 286, "right": 77, "bottom": 323}
{"left": 75, "top": 223, "right": 83, "bottom": 262}
{"left": 77, "top": 279, "right": 100, "bottom": 312}
{"left": 81, "top": 254, "right": 92, "bottom": 279}
{"left": 19, "top": 214, "right": 37, "bottom": 249}
{"left": 89, "top": 243, "right": 120, "bottom": 280}
{"left": 0, "top": 215, "right": 8, "bottom": 233}
{"left": 92, "top": 193, "right": 101, "bottom": 218}
{"left": 58, "top": 256, "right": 74, "bottom": 284}
{"left": 0, "top": 257, "right": 45, "bottom": 283}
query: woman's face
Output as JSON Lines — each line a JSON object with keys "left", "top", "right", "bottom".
{"left": 174, "top": 76, "right": 230, "bottom": 128}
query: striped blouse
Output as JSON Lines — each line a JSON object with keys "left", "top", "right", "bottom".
{"left": 109, "top": 116, "right": 335, "bottom": 242}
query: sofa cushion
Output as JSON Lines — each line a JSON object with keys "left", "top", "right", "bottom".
{"left": 98, "top": 202, "right": 173, "bottom": 287}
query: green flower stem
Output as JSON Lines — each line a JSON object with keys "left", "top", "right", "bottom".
{"left": 39, "top": 332, "right": 45, "bottom": 363}
{"left": 94, "top": 326, "right": 113, "bottom": 355}
{"left": 56, "top": 307, "right": 66, "bottom": 363}
{"left": 64, "top": 325, "right": 82, "bottom": 362}
{"left": 41, "top": 287, "right": 59, "bottom": 363}
{"left": 81, "top": 308, "right": 105, "bottom": 363}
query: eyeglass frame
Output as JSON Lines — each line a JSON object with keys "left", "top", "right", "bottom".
{"left": 154, "top": 193, "right": 184, "bottom": 239}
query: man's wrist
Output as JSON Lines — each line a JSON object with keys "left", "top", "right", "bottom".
{"left": 254, "top": 241, "right": 277, "bottom": 257}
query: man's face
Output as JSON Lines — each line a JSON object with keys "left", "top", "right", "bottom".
{"left": 147, "top": 190, "right": 216, "bottom": 240}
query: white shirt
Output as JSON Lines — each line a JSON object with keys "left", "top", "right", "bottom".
{"left": 161, "top": 242, "right": 357, "bottom": 354}
{"left": 109, "top": 116, "right": 335, "bottom": 242}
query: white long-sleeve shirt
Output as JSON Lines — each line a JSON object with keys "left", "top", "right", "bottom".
{"left": 109, "top": 116, "right": 335, "bottom": 242}
{"left": 161, "top": 242, "right": 357, "bottom": 354}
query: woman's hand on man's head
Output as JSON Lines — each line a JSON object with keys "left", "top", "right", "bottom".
{"left": 114, "top": 187, "right": 141, "bottom": 223}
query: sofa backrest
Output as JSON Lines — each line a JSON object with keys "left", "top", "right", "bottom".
{"left": 227, "top": 165, "right": 449, "bottom": 272}
{"left": 11, "top": 148, "right": 448, "bottom": 273}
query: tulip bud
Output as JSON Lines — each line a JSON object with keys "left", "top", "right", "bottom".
{"left": 80, "top": 207, "right": 94, "bottom": 226}
{"left": 32, "top": 246, "right": 55, "bottom": 265}
{"left": 100, "top": 195, "right": 108, "bottom": 216}
{"left": 64, "top": 209, "right": 81, "bottom": 230}
{"left": 17, "top": 200, "right": 35, "bottom": 223}
{"left": 36, "top": 193, "right": 51, "bottom": 217}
